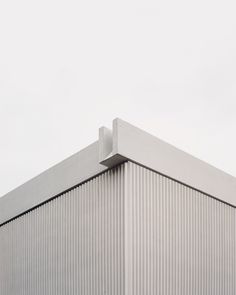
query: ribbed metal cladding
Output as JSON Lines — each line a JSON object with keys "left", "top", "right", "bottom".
{"left": 0, "top": 161, "right": 236, "bottom": 295}
{"left": 0, "top": 165, "right": 125, "bottom": 295}
{"left": 125, "top": 162, "right": 236, "bottom": 295}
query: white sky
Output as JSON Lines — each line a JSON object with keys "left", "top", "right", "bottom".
{"left": 0, "top": 0, "right": 236, "bottom": 197}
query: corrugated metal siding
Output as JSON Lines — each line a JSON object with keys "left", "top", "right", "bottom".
{"left": 0, "top": 161, "right": 235, "bottom": 295}
{"left": 0, "top": 165, "right": 125, "bottom": 295}
{"left": 125, "top": 162, "right": 236, "bottom": 295}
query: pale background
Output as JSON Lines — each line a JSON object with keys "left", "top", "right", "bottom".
{"left": 0, "top": 0, "right": 236, "bottom": 197}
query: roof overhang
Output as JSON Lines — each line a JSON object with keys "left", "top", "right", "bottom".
{"left": 1, "top": 118, "right": 235, "bottom": 225}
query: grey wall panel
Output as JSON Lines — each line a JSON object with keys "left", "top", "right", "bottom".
{"left": 0, "top": 165, "right": 125, "bottom": 295}
{"left": 125, "top": 162, "right": 236, "bottom": 295}
{"left": 0, "top": 161, "right": 235, "bottom": 295}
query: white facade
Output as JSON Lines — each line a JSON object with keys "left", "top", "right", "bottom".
{"left": 0, "top": 119, "right": 235, "bottom": 294}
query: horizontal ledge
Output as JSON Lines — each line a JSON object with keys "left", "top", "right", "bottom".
{"left": 0, "top": 141, "right": 108, "bottom": 225}
{"left": 1, "top": 117, "right": 235, "bottom": 225}
{"left": 99, "top": 118, "right": 236, "bottom": 207}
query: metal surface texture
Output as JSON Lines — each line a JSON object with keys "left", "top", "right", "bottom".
{"left": 0, "top": 165, "right": 125, "bottom": 295}
{"left": 125, "top": 162, "right": 236, "bottom": 295}
{"left": 0, "top": 161, "right": 235, "bottom": 294}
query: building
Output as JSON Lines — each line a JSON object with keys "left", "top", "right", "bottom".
{"left": 0, "top": 118, "right": 235, "bottom": 294}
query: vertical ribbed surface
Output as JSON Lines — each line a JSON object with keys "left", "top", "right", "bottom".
{"left": 0, "top": 161, "right": 235, "bottom": 295}
{"left": 125, "top": 162, "right": 236, "bottom": 295}
{"left": 0, "top": 165, "right": 125, "bottom": 295}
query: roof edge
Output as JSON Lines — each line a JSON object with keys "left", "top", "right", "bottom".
{"left": 1, "top": 118, "right": 235, "bottom": 225}
{"left": 99, "top": 118, "right": 236, "bottom": 207}
{"left": 0, "top": 141, "right": 108, "bottom": 225}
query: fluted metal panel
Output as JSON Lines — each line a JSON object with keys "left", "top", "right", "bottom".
{"left": 125, "top": 162, "right": 236, "bottom": 295}
{"left": 0, "top": 165, "right": 125, "bottom": 295}
{"left": 1, "top": 161, "right": 235, "bottom": 295}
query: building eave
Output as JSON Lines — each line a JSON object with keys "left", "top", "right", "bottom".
{"left": 1, "top": 118, "right": 235, "bottom": 225}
